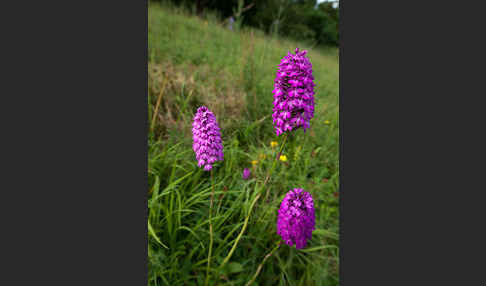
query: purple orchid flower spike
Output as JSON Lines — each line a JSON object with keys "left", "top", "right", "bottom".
{"left": 192, "top": 106, "right": 224, "bottom": 171}
{"left": 277, "top": 188, "right": 315, "bottom": 249}
{"left": 272, "top": 48, "right": 315, "bottom": 136}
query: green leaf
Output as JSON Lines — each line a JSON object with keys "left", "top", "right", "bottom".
{"left": 228, "top": 262, "right": 244, "bottom": 273}
{"left": 313, "top": 229, "right": 338, "bottom": 239}
{"left": 148, "top": 220, "right": 169, "bottom": 249}
{"left": 299, "top": 245, "right": 337, "bottom": 253}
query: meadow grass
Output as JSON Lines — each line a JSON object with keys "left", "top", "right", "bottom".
{"left": 148, "top": 3, "right": 339, "bottom": 285}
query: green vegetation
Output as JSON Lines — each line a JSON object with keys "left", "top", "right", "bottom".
{"left": 148, "top": 3, "right": 339, "bottom": 285}
{"left": 154, "top": 0, "right": 340, "bottom": 47}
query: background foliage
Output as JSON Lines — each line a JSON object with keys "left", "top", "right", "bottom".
{"left": 151, "top": 0, "right": 339, "bottom": 46}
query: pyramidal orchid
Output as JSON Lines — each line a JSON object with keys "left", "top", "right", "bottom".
{"left": 277, "top": 188, "right": 315, "bottom": 249}
{"left": 192, "top": 106, "right": 224, "bottom": 171}
{"left": 272, "top": 48, "right": 315, "bottom": 136}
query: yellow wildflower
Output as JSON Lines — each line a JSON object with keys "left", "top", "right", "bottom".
{"left": 324, "top": 120, "right": 331, "bottom": 125}
{"left": 270, "top": 141, "right": 278, "bottom": 148}
{"left": 251, "top": 160, "right": 258, "bottom": 165}
{"left": 279, "top": 155, "right": 287, "bottom": 162}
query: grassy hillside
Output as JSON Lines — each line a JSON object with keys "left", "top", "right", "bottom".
{"left": 148, "top": 3, "right": 339, "bottom": 285}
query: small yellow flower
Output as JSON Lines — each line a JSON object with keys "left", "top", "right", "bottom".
{"left": 251, "top": 160, "right": 258, "bottom": 165}
{"left": 324, "top": 120, "right": 331, "bottom": 125}
{"left": 279, "top": 155, "right": 287, "bottom": 162}
{"left": 270, "top": 141, "right": 278, "bottom": 148}
{"left": 259, "top": 154, "right": 267, "bottom": 160}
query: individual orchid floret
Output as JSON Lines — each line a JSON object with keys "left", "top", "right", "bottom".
{"left": 242, "top": 168, "right": 251, "bottom": 180}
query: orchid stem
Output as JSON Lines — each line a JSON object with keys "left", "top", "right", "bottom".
{"left": 219, "top": 192, "right": 261, "bottom": 269}
{"left": 205, "top": 170, "right": 216, "bottom": 286}
{"left": 264, "top": 133, "right": 288, "bottom": 201}
{"left": 245, "top": 242, "right": 281, "bottom": 286}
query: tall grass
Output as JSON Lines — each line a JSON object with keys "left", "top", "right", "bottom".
{"left": 148, "top": 2, "right": 339, "bottom": 285}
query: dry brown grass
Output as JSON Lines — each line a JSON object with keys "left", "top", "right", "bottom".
{"left": 149, "top": 61, "right": 247, "bottom": 139}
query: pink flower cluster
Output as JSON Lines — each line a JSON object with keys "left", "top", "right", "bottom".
{"left": 272, "top": 48, "right": 315, "bottom": 136}
{"left": 192, "top": 106, "right": 224, "bottom": 171}
{"left": 276, "top": 188, "right": 315, "bottom": 249}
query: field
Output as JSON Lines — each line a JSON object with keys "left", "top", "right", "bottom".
{"left": 148, "top": 3, "right": 339, "bottom": 285}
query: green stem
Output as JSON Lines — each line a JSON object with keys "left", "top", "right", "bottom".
{"left": 205, "top": 170, "right": 216, "bottom": 286}
{"left": 219, "top": 192, "right": 261, "bottom": 269}
{"left": 264, "top": 133, "right": 288, "bottom": 201}
{"left": 219, "top": 133, "right": 288, "bottom": 269}
{"left": 245, "top": 242, "right": 281, "bottom": 286}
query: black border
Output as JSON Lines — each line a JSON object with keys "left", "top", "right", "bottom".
{"left": 338, "top": 0, "right": 478, "bottom": 284}
{"left": 3, "top": 0, "right": 149, "bottom": 284}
